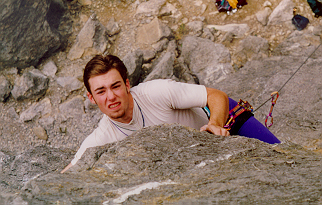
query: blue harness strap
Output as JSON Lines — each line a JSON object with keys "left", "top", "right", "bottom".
{"left": 202, "top": 106, "right": 211, "bottom": 119}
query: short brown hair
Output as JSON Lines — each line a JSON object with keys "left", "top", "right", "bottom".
{"left": 83, "top": 55, "right": 128, "bottom": 94}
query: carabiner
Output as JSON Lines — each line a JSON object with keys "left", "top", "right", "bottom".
{"left": 265, "top": 91, "right": 279, "bottom": 127}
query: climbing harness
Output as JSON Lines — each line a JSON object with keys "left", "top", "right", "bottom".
{"left": 224, "top": 99, "right": 253, "bottom": 131}
{"left": 265, "top": 91, "right": 279, "bottom": 127}
{"left": 202, "top": 99, "right": 254, "bottom": 134}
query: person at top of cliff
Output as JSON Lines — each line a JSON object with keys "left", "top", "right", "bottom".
{"left": 61, "top": 54, "right": 280, "bottom": 173}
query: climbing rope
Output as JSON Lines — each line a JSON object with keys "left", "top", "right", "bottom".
{"left": 224, "top": 42, "right": 322, "bottom": 129}
{"left": 252, "top": 42, "right": 322, "bottom": 127}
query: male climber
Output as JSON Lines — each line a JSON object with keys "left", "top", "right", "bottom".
{"left": 61, "top": 54, "right": 280, "bottom": 173}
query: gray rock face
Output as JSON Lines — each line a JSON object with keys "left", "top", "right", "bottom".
{"left": 2, "top": 124, "right": 322, "bottom": 204}
{"left": 67, "top": 15, "right": 110, "bottom": 60}
{"left": 33, "top": 126, "right": 48, "bottom": 141}
{"left": 186, "top": 21, "right": 203, "bottom": 36}
{"left": 267, "top": 0, "right": 294, "bottom": 26}
{"left": 0, "top": 145, "right": 73, "bottom": 190}
{"left": 42, "top": 60, "right": 58, "bottom": 78}
{"left": 11, "top": 68, "right": 49, "bottom": 101}
{"left": 59, "top": 95, "right": 85, "bottom": 119}
{"left": 135, "top": 0, "right": 167, "bottom": 16}
{"left": 207, "top": 24, "right": 250, "bottom": 38}
{"left": 122, "top": 50, "right": 144, "bottom": 86}
{"left": 256, "top": 7, "right": 271, "bottom": 26}
{"left": 201, "top": 27, "right": 215, "bottom": 41}
{"left": 0, "top": 0, "right": 71, "bottom": 69}
{"left": 144, "top": 51, "right": 175, "bottom": 82}
{"left": 180, "top": 36, "right": 233, "bottom": 86}
{"left": 56, "top": 77, "right": 83, "bottom": 93}
{"left": 136, "top": 18, "right": 172, "bottom": 46}
{"left": 233, "top": 35, "right": 270, "bottom": 68}
{"left": 106, "top": 17, "right": 121, "bottom": 36}
{"left": 312, "top": 25, "right": 322, "bottom": 36}
{"left": 272, "top": 30, "right": 321, "bottom": 56}
{"left": 0, "top": 75, "right": 12, "bottom": 102}
{"left": 7, "top": 107, "right": 19, "bottom": 120}
{"left": 19, "top": 98, "right": 52, "bottom": 122}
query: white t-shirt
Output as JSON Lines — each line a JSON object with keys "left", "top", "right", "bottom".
{"left": 71, "top": 79, "right": 208, "bottom": 165}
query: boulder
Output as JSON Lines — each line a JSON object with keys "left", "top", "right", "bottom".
{"left": 7, "top": 107, "right": 19, "bottom": 120}
{"left": 135, "top": 0, "right": 167, "bottom": 16}
{"left": 152, "top": 38, "right": 170, "bottom": 53}
{"left": 0, "top": 75, "right": 12, "bottom": 102}
{"left": 267, "top": 0, "right": 294, "bottom": 26}
{"left": 144, "top": 51, "right": 175, "bottom": 82}
{"left": 56, "top": 76, "right": 83, "bottom": 94}
{"left": 42, "top": 60, "right": 58, "bottom": 78}
{"left": 67, "top": 15, "right": 110, "bottom": 60}
{"left": 11, "top": 68, "right": 49, "bottom": 101}
{"left": 159, "top": 2, "right": 182, "bottom": 19}
{"left": 142, "top": 49, "right": 157, "bottom": 62}
{"left": 0, "top": 0, "right": 72, "bottom": 69}
{"left": 19, "top": 98, "right": 52, "bottom": 122}
{"left": 166, "top": 40, "right": 177, "bottom": 54}
{"left": 201, "top": 27, "right": 215, "bottom": 41}
{"left": 180, "top": 36, "right": 233, "bottom": 86}
{"left": 38, "top": 116, "right": 55, "bottom": 130}
{"left": 122, "top": 50, "right": 144, "bottom": 87}
{"left": 207, "top": 24, "right": 250, "bottom": 38}
{"left": 106, "top": 17, "right": 121, "bottom": 36}
{"left": 58, "top": 95, "right": 85, "bottom": 119}
{"left": 186, "top": 21, "right": 203, "bottom": 36}
{"left": 272, "top": 31, "right": 321, "bottom": 56}
{"left": 33, "top": 126, "right": 48, "bottom": 141}
{"left": 233, "top": 36, "right": 270, "bottom": 68}
{"left": 256, "top": 7, "right": 271, "bottom": 26}
{"left": 79, "top": 0, "right": 92, "bottom": 6}
{"left": 136, "top": 18, "right": 172, "bottom": 46}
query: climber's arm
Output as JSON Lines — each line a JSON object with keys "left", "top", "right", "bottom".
{"left": 200, "top": 87, "right": 230, "bottom": 136}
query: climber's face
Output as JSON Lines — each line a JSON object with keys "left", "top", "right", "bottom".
{"left": 87, "top": 68, "right": 133, "bottom": 123}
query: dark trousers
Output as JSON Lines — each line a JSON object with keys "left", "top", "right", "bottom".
{"left": 229, "top": 98, "right": 281, "bottom": 144}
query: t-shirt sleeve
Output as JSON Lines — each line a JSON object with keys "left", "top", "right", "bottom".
{"left": 140, "top": 79, "right": 208, "bottom": 110}
{"left": 71, "top": 116, "right": 117, "bottom": 165}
